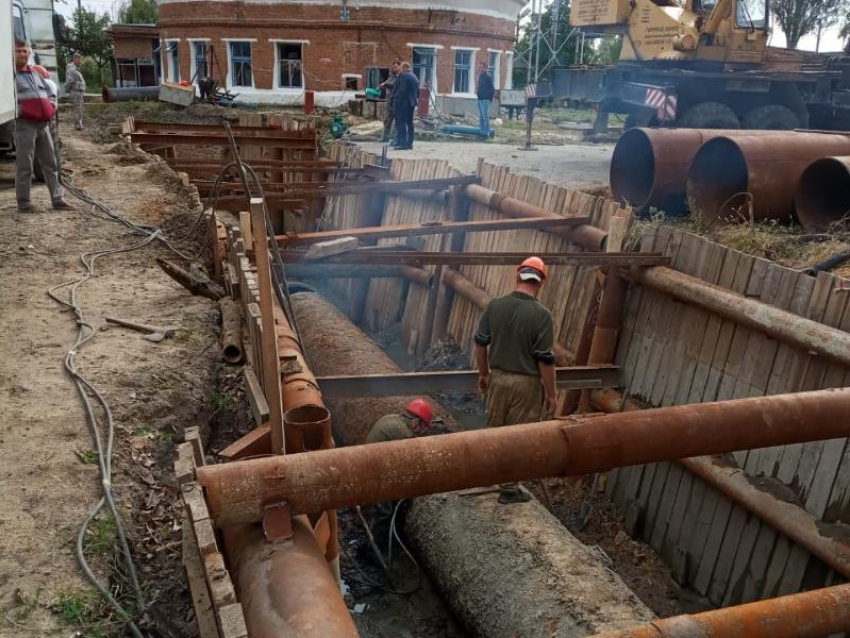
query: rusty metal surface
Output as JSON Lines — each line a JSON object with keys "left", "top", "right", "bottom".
{"left": 442, "top": 267, "right": 493, "bottom": 310}
{"left": 314, "top": 366, "right": 620, "bottom": 397}
{"left": 279, "top": 250, "right": 670, "bottom": 268}
{"left": 464, "top": 183, "right": 609, "bottom": 251}
{"left": 610, "top": 128, "right": 738, "bottom": 213}
{"left": 283, "top": 264, "right": 433, "bottom": 283}
{"left": 626, "top": 265, "right": 850, "bottom": 368}
{"left": 197, "top": 388, "right": 850, "bottom": 527}
{"left": 590, "top": 388, "right": 850, "bottom": 581}
{"left": 225, "top": 517, "right": 359, "bottom": 638}
{"left": 795, "top": 155, "right": 850, "bottom": 233}
{"left": 219, "top": 298, "right": 244, "bottom": 365}
{"left": 131, "top": 131, "right": 318, "bottom": 149}
{"left": 588, "top": 583, "right": 850, "bottom": 637}
{"left": 686, "top": 133, "right": 850, "bottom": 225}
{"left": 275, "top": 215, "right": 592, "bottom": 246}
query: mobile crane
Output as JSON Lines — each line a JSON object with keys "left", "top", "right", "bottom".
{"left": 551, "top": 0, "right": 850, "bottom": 131}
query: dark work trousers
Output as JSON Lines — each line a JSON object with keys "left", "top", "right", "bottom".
{"left": 395, "top": 104, "right": 415, "bottom": 149}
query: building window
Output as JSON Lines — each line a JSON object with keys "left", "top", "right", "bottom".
{"left": 488, "top": 50, "right": 501, "bottom": 89}
{"left": 412, "top": 47, "right": 436, "bottom": 89}
{"left": 277, "top": 42, "right": 303, "bottom": 88}
{"left": 344, "top": 76, "right": 359, "bottom": 90}
{"left": 454, "top": 49, "right": 473, "bottom": 94}
{"left": 166, "top": 40, "right": 180, "bottom": 82}
{"left": 504, "top": 51, "right": 514, "bottom": 90}
{"left": 229, "top": 41, "right": 253, "bottom": 88}
{"left": 192, "top": 41, "right": 208, "bottom": 81}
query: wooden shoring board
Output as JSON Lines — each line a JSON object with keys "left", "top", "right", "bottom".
{"left": 182, "top": 518, "right": 221, "bottom": 638}
{"left": 605, "top": 228, "right": 660, "bottom": 506}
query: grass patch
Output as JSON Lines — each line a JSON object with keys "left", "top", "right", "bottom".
{"left": 10, "top": 588, "right": 42, "bottom": 621}
{"left": 76, "top": 450, "right": 100, "bottom": 465}
{"left": 85, "top": 515, "right": 118, "bottom": 558}
{"left": 209, "top": 392, "right": 236, "bottom": 410}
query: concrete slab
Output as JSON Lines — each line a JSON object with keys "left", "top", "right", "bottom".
{"left": 355, "top": 140, "right": 615, "bottom": 191}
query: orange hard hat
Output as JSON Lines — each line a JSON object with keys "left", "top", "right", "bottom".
{"left": 405, "top": 398, "right": 433, "bottom": 425}
{"left": 517, "top": 256, "right": 548, "bottom": 281}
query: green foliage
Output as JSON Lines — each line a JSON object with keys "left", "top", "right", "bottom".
{"left": 85, "top": 515, "right": 118, "bottom": 558}
{"left": 76, "top": 450, "right": 100, "bottom": 465}
{"left": 591, "top": 36, "right": 623, "bottom": 65}
{"left": 63, "top": 8, "right": 113, "bottom": 70}
{"left": 117, "top": 0, "right": 158, "bottom": 24}
{"left": 772, "top": 0, "right": 846, "bottom": 49}
{"left": 209, "top": 392, "right": 236, "bottom": 410}
{"left": 513, "top": 0, "right": 576, "bottom": 87}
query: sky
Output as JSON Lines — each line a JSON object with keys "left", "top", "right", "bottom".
{"left": 56, "top": 0, "right": 847, "bottom": 53}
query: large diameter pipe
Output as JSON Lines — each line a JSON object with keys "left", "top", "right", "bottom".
{"left": 101, "top": 85, "right": 161, "bottom": 103}
{"left": 197, "top": 387, "right": 850, "bottom": 526}
{"left": 686, "top": 133, "right": 850, "bottom": 225}
{"left": 625, "top": 265, "right": 850, "bottom": 368}
{"left": 588, "top": 583, "right": 850, "bottom": 638}
{"left": 795, "top": 156, "right": 850, "bottom": 233}
{"left": 224, "top": 517, "right": 359, "bottom": 638}
{"left": 611, "top": 128, "right": 736, "bottom": 214}
{"left": 285, "top": 264, "right": 433, "bottom": 285}
{"left": 590, "top": 388, "right": 850, "bottom": 581}
{"left": 464, "top": 183, "right": 608, "bottom": 250}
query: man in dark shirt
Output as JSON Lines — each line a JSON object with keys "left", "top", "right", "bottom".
{"left": 474, "top": 257, "right": 556, "bottom": 503}
{"left": 393, "top": 62, "right": 420, "bottom": 150}
{"left": 476, "top": 62, "right": 496, "bottom": 136}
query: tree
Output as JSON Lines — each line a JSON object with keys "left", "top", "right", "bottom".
{"left": 772, "top": 0, "right": 847, "bottom": 50}
{"left": 117, "top": 0, "right": 158, "bottom": 24}
{"left": 62, "top": 8, "right": 113, "bottom": 85}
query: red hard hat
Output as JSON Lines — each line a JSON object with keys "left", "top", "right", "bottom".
{"left": 517, "top": 256, "right": 548, "bottom": 281}
{"left": 405, "top": 398, "right": 433, "bottom": 425}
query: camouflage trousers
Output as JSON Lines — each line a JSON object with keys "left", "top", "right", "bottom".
{"left": 70, "top": 91, "right": 84, "bottom": 129}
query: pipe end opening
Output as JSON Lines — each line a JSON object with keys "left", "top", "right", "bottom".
{"left": 796, "top": 157, "right": 850, "bottom": 233}
{"left": 686, "top": 139, "right": 749, "bottom": 226}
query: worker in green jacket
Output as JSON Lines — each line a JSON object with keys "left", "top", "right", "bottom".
{"left": 474, "top": 256, "right": 557, "bottom": 503}
{"left": 365, "top": 398, "right": 434, "bottom": 546}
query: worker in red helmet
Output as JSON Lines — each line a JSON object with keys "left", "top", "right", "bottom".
{"left": 474, "top": 256, "right": 556, "bottom": 504}
{"left": 365, "top": 398, "right": 434, "bottom": 547}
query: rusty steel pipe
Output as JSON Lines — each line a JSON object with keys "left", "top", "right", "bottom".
{"left": 197, "top": 388, "right": 850, "bottom": 527}
{"left": 686, "top": 132, "right": 850, "bottom": 226}
{"left": 588, "top": 583, "right": 850, "bottom": 638}
{"left": 464, "top": 183, "right": 608, "bottom": 250}
{"left": 610, "top": 128, "right": 743, "bottom": 214}
{"left": 624, "top": 265, "right": 850, "bottom": 368}
{"left": 590, "top": 388, "right": 850, "bottom": 581}
{"left": 795, "top": 156, "right": 850, "bottom": 233}
{"left": 224, "top": 517, "right": 359, "bottom": 638}
{"left": 219, "top": 298, "right": 244, "bottom": 365}
{"left": 284, "top": 264, "right": 433, "bottom": 284}
{"left": 101, "top": 85, "right": 160, "bottom": 103}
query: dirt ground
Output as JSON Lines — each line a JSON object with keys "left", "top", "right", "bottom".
{"left": 0, "top": 118, "right": 220, "bottom": 636}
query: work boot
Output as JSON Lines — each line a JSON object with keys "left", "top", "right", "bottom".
{"left": 17, "top": 203, "right": 36, "bottom": 214}
{"left": 498, "top": 484, "right": 531, "bottom": 505}
{"left": 52, "top": 200, "right": 76, "bottom": 211}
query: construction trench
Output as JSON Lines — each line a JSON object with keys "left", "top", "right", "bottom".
{"left": 120, "top": 117, "right": 850, "bottom": 638}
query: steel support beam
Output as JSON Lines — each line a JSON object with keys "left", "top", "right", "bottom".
{"left": 588, "top": 583, "right": 850, "bottom": 638}
{"left": 276, "top": 216, "right": 591, "bottom": 246}
{"left": 314, "top": 366, "right": 619, "bottom": 397}
{"left": 197, "top": 387, "right": 850, "bottom": 527}
{"left": 278, "top": 250, "right": 670, "bottom": 268}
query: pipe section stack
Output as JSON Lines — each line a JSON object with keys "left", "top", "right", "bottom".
{"left": 610, "top": 128, "right": 850, "bottom": 231}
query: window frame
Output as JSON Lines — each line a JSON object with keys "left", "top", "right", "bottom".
{"left": 225, "top": 39, "right": 256, "bottom": 89}
{"left": 488, "top": 49, "right": 502, "bottom": 90}
{"left": 451, "top": 47, "right": 477, "bottom": 96}
{"left": 188, "top": 38, "right": 210, "bottom": 85}
{"left": 411, "top": 45, "right": 439, "bottom": 94}
{"left": 272, "top": 40, "right": 306, "bottom": 90}
{"left": 165, "top": 38, "right": 181, "bottom": 83}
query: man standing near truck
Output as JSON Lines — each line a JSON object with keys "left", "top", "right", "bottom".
{"left": 474, "top": 257, "right": 557, "bottom": 503}
{"left": 65, "top": 52, "right": 86, "bottom": 131}
{"left": 14, "top": 38, "right": 72, "bottom": 213}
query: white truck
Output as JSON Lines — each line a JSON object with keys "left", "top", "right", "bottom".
{"left": 1, "top": 0, "right": 61, "bottom": 154}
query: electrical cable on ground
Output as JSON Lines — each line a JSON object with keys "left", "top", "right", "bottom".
{"left": 352, "top": 501, "right": 422, "bottom": 596}
{"left": 51, "top": 146, "right": 239, "bottom": 635}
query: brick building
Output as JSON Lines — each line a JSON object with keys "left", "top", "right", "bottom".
{"left": 109, "top": 24, "right": 161, "bottom": 87}
{"left": 153, "top": 0, "right": 524, "bottom": 106}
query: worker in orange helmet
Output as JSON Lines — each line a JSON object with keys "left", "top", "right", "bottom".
{"left": 365, "top": 398, "right": 435, "bottom": 548}
{"left": 474, "top": 256, "right": 556, "bottom": 504}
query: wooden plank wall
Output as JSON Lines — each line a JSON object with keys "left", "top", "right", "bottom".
{"left": 607, "top": 225, "right": 850, "bottom": 609}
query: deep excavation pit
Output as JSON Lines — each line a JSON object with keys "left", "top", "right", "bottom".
{"left": 291, "top": 291, "right": 657, "bottom": 637}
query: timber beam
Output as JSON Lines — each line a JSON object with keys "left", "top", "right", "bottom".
{"left": 276, "top": 216, "right": 592, "bottom": 246}
{"left": 131, "top": 132, "right": 318, "bottom": 149}
{"left": 279, "top": 250, "right": 670, "bottom": 268}
{"left": 197, "top": 387, "right": 850, "bottom": 527}
{"left": 314, "top": 366, "right": 620, "bottom": 397}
